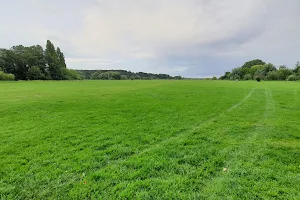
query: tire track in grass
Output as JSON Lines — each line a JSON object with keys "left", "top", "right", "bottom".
{"left": 90, "top": 88, "right": 257, "bottom": 173}
{"left": 227, "top": 88, "right": 256, "bottom": 112}
{"left": 23, "top": 87, "right": 256, "bottom": 198}
{"left": 201, "top": 87, "right": 276, "bottom": 198}
{"left": 83, "top": 87, "right": 259, "bottom": 198}
{"left": 128, "top": 88, "right": 256, "bottom": 157}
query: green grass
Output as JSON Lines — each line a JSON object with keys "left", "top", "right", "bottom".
{"left": 0, "top": 80, "right": 299, "bottom": 199}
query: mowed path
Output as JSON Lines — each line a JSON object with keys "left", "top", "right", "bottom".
{"left": 0, "top": 81, "right": 299, "bottom": 199}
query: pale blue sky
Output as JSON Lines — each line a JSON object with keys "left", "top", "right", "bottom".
{"left": 1, "top": 0, "right": 300, "bottom": 77}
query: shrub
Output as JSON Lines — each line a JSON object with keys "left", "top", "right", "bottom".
{"left": 266, "top": 71, "right": 278, "bottom": 80}
{"left": 230, "top": 74, "right": 240, "bottom": 80}
{"left": 121, "top": 75, "right": 128, "bottom": 80}
{"left": 64, "top": 69, "right": 81, "bottom": 80}
{"left": 0, "top": 71, "right": 15, "bottom": 80}
{"left": 287, "top": 74, "right": 298, "bottom": 81}
{"left": 255, "top": 77, "right": 261, "bottom": 82}
{"left": 28, "top": 66, "right": 43, "bottom": 80}
{"left": 243, "top": 74, "right": 252, "bottom": 80}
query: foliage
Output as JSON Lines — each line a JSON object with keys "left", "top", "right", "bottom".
{"left": 277, "top": 67, "right": 293, "bottom": 80}
{"left": 0, "top": 40, "right": 78, "bottom": 81}
{"left": 174, "top": 75, "right": 183, "bottom": 80}
{"left": 1, "top": 41, "right": 178, "bottom": 81}
{"left": 287, "top": 74, "right": 298, "bottom": 81}
{"left": 256, "top": 77, "right": 261, "bottom": 82}
{"left": 64, "top": 69, "right": 82, "bottom": 80}
{"left": 220, "top": 59, "right": 297, "bottom": 81}
{"left": 45, "top": 40, "right": 66, "bottom": 80}
{"left": 294, "top": 61, "right": 300, "bottom": 74}
{"left": 219, "top": 72, "right": 230, "bottom": 80}
{"left": 266, "top": 71, "right": 279, "bottom": 80}
{"left": 0, "top": 70, "right": 15, "bottom": 80}
{"left": 241, "top": 59, "right": 265, "bottom": 68}
{"left": 79, "top": 70, "right": 179, "bottom": 80}
{"left": 243, "top": 74, "right": 252, "bottom": 80}
{"left": 28, "top": 66, "right": 44, "bottom": 80}
{"left": 121, "top": 75, "right": 128, "bottom": 80}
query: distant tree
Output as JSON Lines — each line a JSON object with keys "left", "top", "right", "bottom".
{"left": 56, "top": 47, "right": 67, "bottom": 69}
{"left": 294, "top": 61, "right": 300, "bottom": 75}
{"left": 266, "top": 71, "right": 279, "bottom": 80}
{"left": 91, "top": 71, "right": 101, "bottom": 80}
{"left": 45, "top": 40, "right": 66, "bottom": 80}
{"left": 4, "top": 46, "right": 30, "bottom": 80}
{"left": 264, "top": 63, "right": 277, "bottom": 73}
{"left": 76, "top": 69, "right": 177, "bottom": 80}
{"left": 110, "top": 72, "right": 121, "bottom": 80}
{"left": 220, "top": 60, "right": 298, "bottom": 81}
{"left": 64, "top": 69, "right": 81, "bottom": 80}
{"left": 28, "top": 66, "right": 43, "bottom": 80}
{"left": 241, "top": 59, "right": 265, "bottom": 68}
{"left": 212, "top": 76, "right": 217, "bottom": 80}
{"left": 121, "top": 75, "right": 128, "bottom": 80}
{"left": 174, "top": 75, "right": 183, "bottom": 80}
{"left": 0, "top": 50, "right": 5, "bottom": 70}
{"left": 277, "top": 67, "right": 293, "bottom": 80}
{"left": 230, "top": 74, "right": 240, "bottom": 80}
{"left": 243, "top": 74, "right": 252, "bottom": 80}
{"left": 249, "top": 65, "right": 265, "bottom": 77}
{"left": 135, "top": 75, "right": 141, "bottom": 80}
{"left": 99, "top": 72, "right": 110, "bottom": 80}
{"left": 287, "top": 74, "right": 298, "bottom": 81}
{"left": 219, "top": 72, "right": 230, "bottom": 80}
{"left": 27, "top": 45, "right": 47, "bottom": 75}
{"left": 254, "top": 69, "right": 266, "bottom": 80}
{"left": 230, "top": 67, "right": 243, "bottom": 79}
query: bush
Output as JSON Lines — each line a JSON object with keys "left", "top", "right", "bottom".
{"left": 230, "top": 74, "right": 240, "bottom": 80}
{"left": 266, "top": 71, "right": 278, "bottom": 80}
{"left": 243, "top": 74, "right": 252, "bottom": 80}
{"left": 255, "top": 77, "right": 261, "bottom": 82}
{"left": 0, "top": 71, "right": 15, "bottom": 80}
{"left": 287, "top": 74, "right": 298, "bottom": 81}
{"left": 64, "top": 69, "right": 81, "bottom": 80}
{"left": 28, "top": 66, "right": 43, "bottom": 80}
{"left": 121, "top": 75, "right": 128, "bottom": 80}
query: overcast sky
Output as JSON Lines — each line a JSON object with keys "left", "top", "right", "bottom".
{"left": 1, "top": 0, "right": 300, "bottom": 77}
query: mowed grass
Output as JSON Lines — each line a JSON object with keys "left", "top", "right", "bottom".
{"left": 0, "top": 80, "right": 300, "bottom": 199}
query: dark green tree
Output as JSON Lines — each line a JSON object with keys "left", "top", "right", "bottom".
{"left": 266, "top": 71, "right": 279, "bottom": 80}
{"left": 56, "top": 47, "right": 67, "bottom": 69}
{"left": 45, "top": 40, "right": 65, "bottom": 80}
{"left": 241, "top": 59, "right": 265, "bottom": 68}
{"left": 28, "top": 66, "right": 43, "bottom": 80}
{"left": 3, "top": 46, "right": 29, "bottom": 80}
{"left": 294, "top": 61, "right": 300, "bottom": 75}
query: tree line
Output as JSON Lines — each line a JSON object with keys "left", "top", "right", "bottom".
{"left": 77, "top": 70, "right": 182, "bottom": 80}
{"left": 0, "top": 40, "right": 181, "bottom": 81}
{"left": 0, "top": 40, "right": 81, "bottom": 81}
{"left": 220, "top": 59, "right": 300, "bottom": 81}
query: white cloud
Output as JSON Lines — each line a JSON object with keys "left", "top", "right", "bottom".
{"left": 70, "top": 0, "right": 267, "bottom": 59}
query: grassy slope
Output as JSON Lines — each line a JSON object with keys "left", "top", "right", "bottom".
{"left": 0, "top": 80, "right": 299, "bottom": 199}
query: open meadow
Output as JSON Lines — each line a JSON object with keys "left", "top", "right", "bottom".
{"left": 0, "top": 80, "right": 300, "bottom": 199}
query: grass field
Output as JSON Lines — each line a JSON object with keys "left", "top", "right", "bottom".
{"left": 0, "top": 80, "right": 300, "bottom": 199}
